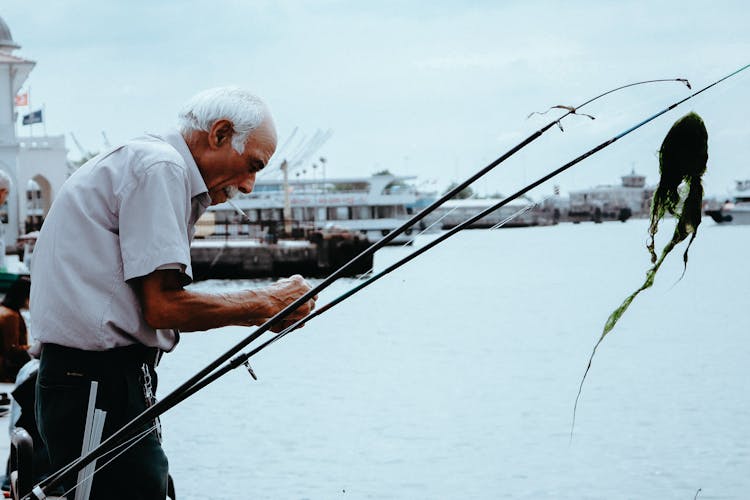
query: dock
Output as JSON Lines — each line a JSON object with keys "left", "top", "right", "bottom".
{"left": 190, "top": 232, "right": 373, "bottom": 280}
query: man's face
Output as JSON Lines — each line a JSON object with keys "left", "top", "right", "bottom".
{"left": 0, "top": 188, "right": 8, "bottom": 207}
{"left": 206, "top": 118, "right": 277, "bottom": 206}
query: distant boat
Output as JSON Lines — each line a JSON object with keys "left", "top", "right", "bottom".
{"left": 205, "top": 173, "right": 422, "bottom": 245}
{"left": 566, "top": 170, "right": 652, "bottom": 223}
{"left": 705, "top": 180, "right": 750, "bottom": 224}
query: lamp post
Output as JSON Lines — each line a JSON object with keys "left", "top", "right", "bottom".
{"left": 320, "top": 157, "right": 327, "bottom": 225}
{"left": 281, "top": 160, "right": 292, "bottom": 235}
{"left": 311, "top": 162, "right": 318, "bottom": 228}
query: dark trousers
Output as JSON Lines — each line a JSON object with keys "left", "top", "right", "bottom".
{"left": 35, "top": 343, "right": 169, "bottom": 500}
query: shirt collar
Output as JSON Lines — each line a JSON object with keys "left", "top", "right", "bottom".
{"left": 160, "top": 129, "right": 209, "bottom": 200}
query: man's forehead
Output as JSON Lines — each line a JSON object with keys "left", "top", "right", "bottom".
{"left": 259, "top": 116, "right": 278, "bottom": 143}
{"left": 249, "top": 120, "right": 277, "bottom": 155}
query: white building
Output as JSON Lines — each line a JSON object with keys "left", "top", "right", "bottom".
{"left": 0, "top": 16, "right": 68, "bottom": 250}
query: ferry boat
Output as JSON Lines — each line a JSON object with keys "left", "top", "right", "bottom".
{"left": 422, "top": 196, "right": 558, "bottom": 229}
{"left": 205, "top": 173, "right": 423, "bottom": 245}
{"left": 704, "top": 180, "right": 750, "bottom": 224}
{"left": 566, "top": 170, "right": 653, "bottom": 223}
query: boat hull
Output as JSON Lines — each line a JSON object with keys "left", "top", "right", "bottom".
{"left": 705, "top": 206, "right": 750, "bottom": 224}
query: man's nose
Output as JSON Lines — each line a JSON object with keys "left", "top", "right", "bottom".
{"left": 239, "top": 175, "right": 256, "bottom": 194}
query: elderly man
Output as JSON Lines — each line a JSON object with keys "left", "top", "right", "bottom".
{"left": 30, "top": 87, "right": 316, "bottom": 499}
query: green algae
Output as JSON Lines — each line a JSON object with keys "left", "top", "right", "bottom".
{"left": 572, "top": 112, "right": 709, "bottom": 434}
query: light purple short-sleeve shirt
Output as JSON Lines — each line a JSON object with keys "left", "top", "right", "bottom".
{"left": 30, "top": 130, "right": 210, "bottom": 352}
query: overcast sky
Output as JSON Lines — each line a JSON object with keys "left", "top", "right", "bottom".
{"left": 3, "top": 1, "right": 748, "bottom": 197}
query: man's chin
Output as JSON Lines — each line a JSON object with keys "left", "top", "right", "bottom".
{"left": 209, "top": 191, "right": 228, "bottom": 205}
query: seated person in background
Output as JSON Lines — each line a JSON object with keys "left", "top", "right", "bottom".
{"left": 0, "top": 171, "right": 11, "bottom": 273}
{"left": 0, "top": 276, "right": 31, "bottom": 382}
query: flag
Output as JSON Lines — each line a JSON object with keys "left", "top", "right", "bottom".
{"left": 22, "top": 109, "right": 43, "bottom": 125}
{"left": 15, "top": 93, "right": 28, "bottom": 106}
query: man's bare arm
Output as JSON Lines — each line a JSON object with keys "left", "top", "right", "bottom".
{"left": 135, "top": 270, "right": 315, "bottom": 332}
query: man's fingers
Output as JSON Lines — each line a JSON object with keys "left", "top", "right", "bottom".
{"left": 259, "top": 275, "right": 316, "bottom": 331}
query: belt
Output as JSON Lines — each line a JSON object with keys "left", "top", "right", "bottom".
{"left": 40, "top": 343, "right": 161, "bottom": 375}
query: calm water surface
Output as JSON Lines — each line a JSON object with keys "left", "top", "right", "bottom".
{"left": 159, "top": 219, "right": 749, "bottom": 499}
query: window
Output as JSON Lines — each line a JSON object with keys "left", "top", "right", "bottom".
{"left": 335, "top": 206, "right": 349, "bottom": 220}
{"left": 355, "top": 206, "right": 369, "bottom": 219}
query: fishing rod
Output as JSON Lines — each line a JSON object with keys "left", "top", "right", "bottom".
{"left": 120, "top": 61, "right": 747, "bottom": 449}
{"left": 139, "top": 62, "right": 724, "bottom": 400}
{"left": 27, "top": 76, "right": 694, "bottom": 499}
{"left": 28, "top": 76, "right": 698, "bottom": 498}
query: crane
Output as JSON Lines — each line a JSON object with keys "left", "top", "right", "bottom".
{"left": 69, "top": 132, "right": 89, "bottom": 158}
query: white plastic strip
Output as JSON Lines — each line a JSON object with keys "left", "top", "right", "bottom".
{"left": 74, "top": 382, "right": 98, "bottom": 500}
{"left": 77, "top": 409, "right": 106, "bottom": 500}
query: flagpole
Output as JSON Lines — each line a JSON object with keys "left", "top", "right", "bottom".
{"left": 28, "top": 86, "right": 32, "bottom": 138}
{"left": 13, "top": 93, "right": 18, "bottom": 138}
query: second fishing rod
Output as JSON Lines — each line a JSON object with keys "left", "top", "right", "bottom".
{"left": 102, "top": 62, "right": 750, "bottom": 414}
{"left": 29, "top": 76, "right": 694, "bottom": 498}
{"left": 129, "top": 62, "right": 750, "bottom": 437}
{"left": 155, "top": 67, "right": 742, "bottom": 401}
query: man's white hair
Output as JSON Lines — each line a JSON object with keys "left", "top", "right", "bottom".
{"left": 178, "top": 87, "right": 269, "bottom": 154}
{"left": 0, "top": 170, "right": 11, "bottom": 191}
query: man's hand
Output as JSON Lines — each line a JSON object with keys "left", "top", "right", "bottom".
{"left": 256, "top": 274, "right": 317, "bottom": 332}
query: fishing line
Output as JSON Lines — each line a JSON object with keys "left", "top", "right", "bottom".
{"left": 139, "top": 67, "right": 739, "bottom": 453}
{"left": 193, "top": 200, "right": 251, "bottom": 281}
{"left": 40, "top": 422, "right": 159, "bottom": 500}
{"left": 219, "top": 198, "right": 552, "bottom": 368}
{"left": 398, "top": 205, "right": 458, "bottom": 243}
{"left": 30, "top": 75, "right": 700, "bottom": 498}
{"left": 199, "top": 201, "right": 245, "bottom": 278}
{"left": 488, "top": 196, "right": 552, "bottom": 230}
{"left": 356, "top": 205, "right": 459, "bottom": 281}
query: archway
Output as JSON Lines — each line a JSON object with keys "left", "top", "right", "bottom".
{"left": 0, "top": 159, "right": 16, "bottom": 230}
{"left": 26, "top": 174, "right": 52, "bottom": 232}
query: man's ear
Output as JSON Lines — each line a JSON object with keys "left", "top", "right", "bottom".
{"left": 208, "top": 119, "right": 234, "bottom": 149}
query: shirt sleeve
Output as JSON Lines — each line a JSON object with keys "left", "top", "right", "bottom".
{"left": 119, "top": 162, "right": 194, "bottom": 282}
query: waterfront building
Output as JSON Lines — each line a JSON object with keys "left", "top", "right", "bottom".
{"left": 0, "top": 15, "right": 68, "bottom": 251}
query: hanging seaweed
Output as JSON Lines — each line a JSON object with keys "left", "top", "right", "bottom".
{"left": 572, "top": 112, "right": 709, "bottom": 434}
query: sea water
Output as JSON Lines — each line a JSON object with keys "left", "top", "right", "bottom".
{"left": 159, "top": 219, "right": 750, "bottom": 499}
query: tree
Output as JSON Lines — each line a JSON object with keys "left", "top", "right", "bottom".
{"left": 443, "top": 181, "right": 474, "bottom": 199}
{"left": 68, "top": 151, "right": 99, "bottom": 175}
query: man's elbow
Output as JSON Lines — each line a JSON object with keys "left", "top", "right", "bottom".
{"left": 137, "top": 270, "right": 187, "bottom": 330}
{"left": 142, "top": 301, "right": 178, "bottom": 330}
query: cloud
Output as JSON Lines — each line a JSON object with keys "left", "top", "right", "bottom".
{"left": 3, "top": 0, "right": 748, "bottom": 195}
